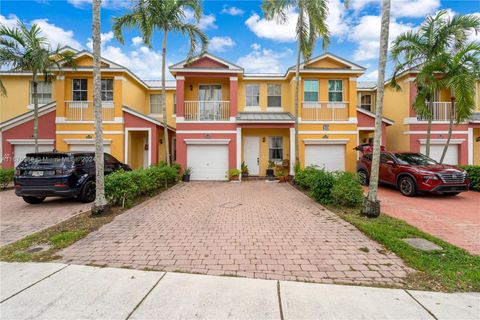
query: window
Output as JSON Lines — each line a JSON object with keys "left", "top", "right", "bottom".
{"left": 360, "top": 94, "right": 372, "bottom": 111}
{"left": 328, "top": 80, "right": 343, "bottom": 102}
{"left": 101, "top": 79, "right": 113, "bottom": 101}
{"left": 150, "top": 94, "right": 163, "bottom": 114}
{"left": 303, "top": 80, "right": 318, "bottom": 102}
{"left": 173, "top": 93, "right": 176, "bottom": 114}
{"left": 269, "top": 136, "right": 283, "bottom": 162}
{"left": 246, "top": 84, "right": 260, "bottom": 107}
{"left": 72, "top": 79, "right": 88, "bottom": 101}
{"left": 267, "top": 84, "right": 281, "bottom": 108}
{"left": 380, "top": 153, "right": 395, "bottom": 164}
{"left": 30, "top": 81, "right": 52, "bottom": 104}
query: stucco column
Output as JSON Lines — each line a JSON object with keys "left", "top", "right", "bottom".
{"left": 230, "top": 77, "right": 238, "bottom": 118}
{"left": 55, "top": 75, "right": 66, "bottom": 118}
{"left": 348, "top": 77, "right": 357, "bottom": 119}
{"left": 113, "top": 76, "right": 125, "bottom": 118}
{"left": 151, "top": 126, "right": 158, "bottom": 165}
{"left": 176, "top": 76, "right": 185, "bottom": 118}
{"left": 289, "top": 127, "right": 295, "bottom": 175}
{"left": 236, "top": 127, "right": 242, "bottom": 169}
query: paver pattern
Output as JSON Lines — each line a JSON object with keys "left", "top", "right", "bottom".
{"left": 0, "top": 190, "right": 90, "bottom": 246}
{"left": 59, "top": 181, "right": 412, "bottom": 286}
{"left": 376, "top": 187, "right": 480, "bottom": 255}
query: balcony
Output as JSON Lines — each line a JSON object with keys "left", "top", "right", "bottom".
{"left": 301, "top": 102, "right": 349, "bottom": 121}
{"left": 65, "top": 101, "right": 115, "bottom": 121}
{"left": 184, "top": 101, "right": 230, "bottom": 121}
{"left": 416, "top": 102, "right": 454, "bottom": 121}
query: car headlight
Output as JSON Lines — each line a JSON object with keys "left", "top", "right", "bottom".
{"left": 422, "top": 175, "right": 439, "bottom": 182}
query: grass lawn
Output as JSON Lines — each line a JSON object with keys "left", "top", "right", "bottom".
{"left": 327, "top": 204, "right": 480, "bottom": 292}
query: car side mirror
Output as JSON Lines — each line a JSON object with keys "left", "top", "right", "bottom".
{"left": 386, "top": 160, "right": 395, "bottom": 165}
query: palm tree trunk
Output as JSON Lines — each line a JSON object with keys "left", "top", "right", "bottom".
{"left": 439, "top": 97, "right": 455, "bottom": 164}
{"left": 32, "top": 73, "right": 39, "bottom": 153}
{"left": 425, "top": 100, "right": 432, "bottom": 156}
{"left": 293, "top": 7, "right": 303, "bottom": 169}
{"left": 92, "top": 0, "right": 109, "bottom": 215}
{"left": 361, "top": 0, "right": 391, "bottom": 218}
{"left": 162, "top": 30, "right": 170, "bottom": 165}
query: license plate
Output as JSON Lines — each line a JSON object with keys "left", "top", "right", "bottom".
{"left": 31, "top": 171, "right": 44, "bottom": 177}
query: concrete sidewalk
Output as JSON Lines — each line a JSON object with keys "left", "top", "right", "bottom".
{"left": 0, "top": 262, "right": 478, "bottom": 320}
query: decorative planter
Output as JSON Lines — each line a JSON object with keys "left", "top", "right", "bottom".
{"left": 266, "top": 169, "right": 274, "bottom": 177}
{"left": 230, "top": 175, "right": 239, "bottom": 181}
{"left": 278, "top": 176, "right": 287, "bottom": 183}
{"left": 182, "top": 174, "right": 190, "bottom": 182}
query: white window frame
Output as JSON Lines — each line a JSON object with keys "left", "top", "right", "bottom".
{"left": 269, "top": 136, "right": 283, "bottom": 163}
{"left": 328, "top": 79, "right": 344, "bottom": 108}
{"left": 72, "top": 79, "right": 88, "bottom": 102}
{"left": 267, "top": 84, "right": 282, "bottom": 108}
{"left": 303, "top": 79, "right": 319, "bottom": 108}
{"left": 360, "top": 94, "right": 372, "bottom": 111}
{"left": 150, "top": 94, "right": 164, "bottom": 114}
{"left": 101, "top": 79, "right": 114, "bottom": 102}
{"left": 29, "top": 81, "right": 52, "bottom": 106}
{"left": 246, "top": 84, "right": 260, "bottom": 108}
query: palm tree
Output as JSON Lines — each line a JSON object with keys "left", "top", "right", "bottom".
{"left": 0, "top": 21, "right": 75, "bottom": 151}
{"left": 91, "top": 0, "right": 109, "bottom": 215}
{"left": 113, "top": 0, "right": 208, "bottom": 165}
{"left": 391, "top": 11, "right": 480, "bottom": 156}
{"left": 361, "top": 0, "right": 391, "bottom": 218}
{"left": 433, "top": 42, "right": 480, "bottom": 163}
{"left": 261, "top": 0, "right": 331, "bottom": 169}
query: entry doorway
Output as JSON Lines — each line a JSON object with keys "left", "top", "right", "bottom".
{"left": 126, "top": 129, "right": 151, "bottom": 169}
{"left": 244, "top": 136, "right": 260, "bottom": 175}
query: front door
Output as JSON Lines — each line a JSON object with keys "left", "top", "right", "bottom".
{"left": 244, "top": 136, "right": 260, "bottom": 175}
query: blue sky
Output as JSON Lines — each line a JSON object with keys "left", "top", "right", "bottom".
{"left": 1, "top": 0, "right": 479, "bottom": 81}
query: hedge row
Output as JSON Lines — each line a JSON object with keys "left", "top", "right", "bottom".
{"left": 294, "top": 166, "right": 364, "bottom": 208}
{"left": 0, "top": 168, "right": 14, "bottom": 190}
{"left": 105, "top": 163, "right": 180, "bottom": 207}
{"left": 459, "top": 165, "right": 480, "bottom": 191}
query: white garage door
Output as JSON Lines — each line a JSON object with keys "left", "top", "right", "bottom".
{"left": 69, "top": 144, "right": 111, "bottom": 153}
{"left": 420, "top": 144, "right": 458, "bottom": 165}
{"left": 305, "top": 144, "right": 345, "bottom": 171}
{"left": 14, "top": 144, "right": 54, "bottom": 167}
{"left": 187, "top": 144, "right": 228, "bottom": 180}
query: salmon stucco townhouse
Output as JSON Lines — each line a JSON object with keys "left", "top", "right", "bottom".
{"left": 1, "top": 48, "right": 395, "bottom": 179}
{"left": 360, "top": 71, "right": 480, "bottom": 165}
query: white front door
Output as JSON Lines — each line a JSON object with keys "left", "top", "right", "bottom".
{"left": 187, "top": 144, "right": 229, "bottom": 180}
{"left": 244, "top": 136, "right": 260, "bottom": 175}
{"left": 305, "top": 144, "right": 346, "bottom": 171}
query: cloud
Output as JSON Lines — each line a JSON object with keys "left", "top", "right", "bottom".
{"left": 183, "top": 9, "right": 217, "bottom": 30}
{"left": 468, "top": 12, "right": 480, "bottom": 42}
{"left": 31, "top": 18, "right": 83, "bottom": 50}
{"left": 251, "top": 43, "right": 261, "bottom": 51}
{"left": 326, "top": 0, "right": 350, "bottom": 37}
{"left": 208, "top": 36, "right": 235, "bottom": 52}
{"left": 131, "top": 36, "right": 143, "bottom": 46}
{"left": 86, "top": 31, "right": 114, "bottom": 50}
{"left": 221, "top": 5, "right": 244, "bottom": 16}
{"left": 67, "top": 0, "right": 131, "bottom": 9}
{"left": 349, "top": 15, "right": 413, "bottom": 61}
{"left": 0, "top": 14, "right": 19, "bottom": 29}
{"left": 362, "top": 69, "right": 379, "bottom": 80}
{"left": 245, "top": 9, "right": 297, "bottom": 42}
{"left": 236, "top": 44, "right": 292, "bottom": 73}
{"left": 351, "top": 0, "right": 440, "bottom": 18}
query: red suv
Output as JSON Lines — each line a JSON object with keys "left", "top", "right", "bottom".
{"left": 356, "top": 152, "right": 470, "bottom": 197}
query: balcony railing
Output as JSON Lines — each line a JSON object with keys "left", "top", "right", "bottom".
{"left": 301, "top": 101, "right": 349, "bottom": 121}
{"left": 65, "top": 101, "right": 115, "bottom": 121}
{"left": 184, "top": 101, "right": 230, "bottom": 121}
{"left": 417, "top": 102, "right": 454, "bottom": 121}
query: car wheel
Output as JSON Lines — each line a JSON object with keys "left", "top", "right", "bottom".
{"left": 22, "top": 196, "right": 46, "bottom": 204}
{"left": 78, "top": 180, "right": 96, "bottom": 203}
{"left": 357, "top": 170, "right": 369, "bottom": 186}
{"left": 398, "top": 176, "right": 416, "bottom": 197}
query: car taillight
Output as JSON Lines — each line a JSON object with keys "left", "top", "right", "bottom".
{"left": 55, "top": 168, "right": 74, "bottom": 175}
{"left": 15, "top": 169, "right": 21, "bottom": 176}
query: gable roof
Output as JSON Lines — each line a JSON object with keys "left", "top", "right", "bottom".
{"left": 169, "top": 52, "right": 243, "bottom": 73}
{"left": 357, "top": 107, "right": 394, "bottom": 125}
{"left": 291, "top": 52, "right": 366, "bottom": 72}
{"left": 59, "top": 50, "right": 125, "bottom": 69}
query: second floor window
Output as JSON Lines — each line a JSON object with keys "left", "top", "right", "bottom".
{"left": 360, "top": 94, "right": 372, "bottom": 111}
{"left": 30, "top": 81, "right": 52, "bottom": 104}
{"left": 328, "top": 80, "right": 343, "bottom": 102}
{"left": 246, "top": 84, "right": 260, "bottom": 107}
{"left": 150, "top": 94, "right": 163, "bottom": 114}
{"left": 303, "top": 80, "right": 318, "bottom": 102}
{"left": 269, "top": 136, "right": 283, "bottom": 162}
{"left": 72, "top": 79, "right": 88, "bottom": 101}
{"left": 101, "top": 79, "right": 113, "bottom": 101}
{"left": 267, "top": 84, "right": 282, "bottom": 108}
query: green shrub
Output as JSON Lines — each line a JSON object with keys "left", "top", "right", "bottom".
{"left": 310, "top": 169, "right": 336, "bottom": 205}
{"left": 331, "top": 172, "right": 363, "bottom": 208}
{"left": 0, "top": 168, "right": 15, "bottom": 190}
{"left": 459, "top": 165, "right": 480, "bottom": 191}
{"left": 294, "top": 166, "right": 320, "bottom": 189}
{"left": 105, "top": 164, "right": 179, "bottom": 207}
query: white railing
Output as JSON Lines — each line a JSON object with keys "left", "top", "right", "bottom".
{"left": 417, "top": 102, "right": 454, "bottom": 121}
{"left": 65, "top": 101, "right": 115, "bottom": 121}
{"left": 301, "top": 101, "right": 349, "bottom": 121}
{"left": 184, "top": 101, "right": 230, "bottom": 121}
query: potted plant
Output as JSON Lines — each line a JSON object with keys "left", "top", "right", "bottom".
{"left": 266, "top": 160, "right": 275, "bottom": 177}
{"left": 228, "top": 168, "right": 241, "bottom": 181}
{"left": 182, "top": 167, "right": 192, "bottom": 182}
{"left": 241, "top": 161, "right": 249, "bottom": 178}
{"left": 276, "top": 168, "right": 287, "bottom": 183}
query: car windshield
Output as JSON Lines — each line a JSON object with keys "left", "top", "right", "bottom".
{"left": 21, "top": 154, "right": 73, "bottom": 166}
{"left": 394, "top": 153, "right": 437, "bottom": 165}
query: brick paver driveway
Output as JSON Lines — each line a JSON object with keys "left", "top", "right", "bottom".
{"left": 377, "top": 186, "right": 480, "bottom": 255}
{"left": 59, "top": 182, "right": 412, "bottom": 286}
{"left": 0, "top": 190, "right": 90, "bottom": 246}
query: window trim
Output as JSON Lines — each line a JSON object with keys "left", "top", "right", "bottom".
{"left": 268, "top": 136, "right": 284, "bottom": 162}
{"left": 328, "top": 79, "right": 345, "bottom": 109}
{"left": 303, "top": 79, "right": 319, "bottom": 109}
{"left": 72, "top": 78, "right": 88, "bottom": 102}
{"left": 245, "top": 83, "right": 260, "bottom": 108}
{"left": 101, "top": 78, "right": 114, "bottom": 102}
{"left": 360, "top": 94, "right": 372, "bottom": 111}
{"left": 149, "top": 94, "right": 164, "bottom": 114}
{"left": 29, "top": 80, "right": 52, "bottom": 105}
{"left": 267, "top": 83, "right": 282, "bottom": 109}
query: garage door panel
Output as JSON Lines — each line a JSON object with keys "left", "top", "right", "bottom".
{"left": 69, "top": 144, "right": 111, "bottom": 153}
{"left": 187, "top": 145, "right": 228, "bottom": 181}
{"left": 305, "top": 145, "right": 345, "bottom": 171}
{"left": 420, "top": 144, "right": 458, "bottom": 165}
{"left": 14, "top": 144, "right": 54, "bottom": 167}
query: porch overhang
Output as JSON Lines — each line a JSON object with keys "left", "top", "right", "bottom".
{"left": 236, "top": 112, "right": 295, "bottom": 128}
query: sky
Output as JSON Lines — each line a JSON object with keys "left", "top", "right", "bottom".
{"left": 1, "top": 0, "right": 479, "bottom": 81}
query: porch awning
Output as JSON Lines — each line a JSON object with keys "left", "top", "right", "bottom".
{"left": 236, "top": 112, "right": 295, "bottom": 123}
